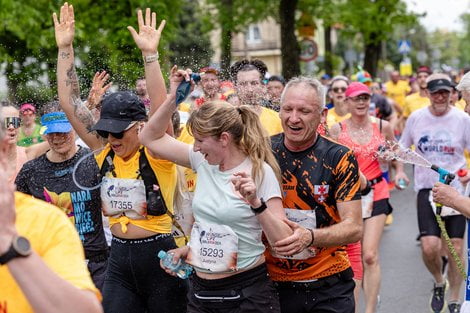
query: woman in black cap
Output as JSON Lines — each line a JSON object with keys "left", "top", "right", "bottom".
{"left": 54, "top": 4, "right": 186, "bottom": 313}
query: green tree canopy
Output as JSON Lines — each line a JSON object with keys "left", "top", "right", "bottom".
{"left": 0, "top": 0, "right": 180, "bottom": 105}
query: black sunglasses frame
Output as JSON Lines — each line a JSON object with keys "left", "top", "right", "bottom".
{"left": 332, "top": 87, "right": 347, "bottom": 93}
{"left": 96, "top": 130, "right": 125, "bottom": 139}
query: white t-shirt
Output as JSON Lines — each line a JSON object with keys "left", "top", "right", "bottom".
{"left": 399, "top": 106, "right": 470, "bottom": 192}
{"left": 188, "top": 146, "right": 281, "bottom": 269}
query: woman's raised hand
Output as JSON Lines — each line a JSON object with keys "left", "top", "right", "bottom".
{"left": 53, "top": 2, "right": 75, "bottom": 49}
{"left": 128, "top": 8, "right": 166, "bottom": 54}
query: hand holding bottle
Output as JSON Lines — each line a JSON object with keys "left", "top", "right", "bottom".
{"left": 158, "top": 246, "right": 192, "bottom": 279}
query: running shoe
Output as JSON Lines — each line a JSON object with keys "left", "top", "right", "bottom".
{"left": 430, "top": 281, "right": 447, "bottom": 313}
{"left": 448, "top": 302, "right": 461, "bottom": 313}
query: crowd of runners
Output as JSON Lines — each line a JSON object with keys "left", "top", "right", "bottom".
{"left": 3, "top": 3, "right": 470, "bottom": 313}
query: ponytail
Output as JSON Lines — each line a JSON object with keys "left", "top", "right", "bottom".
{"left": 187, "top": 101, "right": 281, "bottom": 184}
{"left": 236, "top": 106, "right": 281, "bottom": 184}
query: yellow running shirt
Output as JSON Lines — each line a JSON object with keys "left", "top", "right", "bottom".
{"left": 385, "top": 80, "right": 411, "bottom": 108}
{"left": 95, "top": 145, "right": 176, "bottom": 234}
{"left": 403, "top": 92, "right": 430, "bottom": 118}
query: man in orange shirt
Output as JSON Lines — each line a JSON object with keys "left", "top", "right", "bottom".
{"left": 267, "top": 76, "right": 363, "bottom": 313}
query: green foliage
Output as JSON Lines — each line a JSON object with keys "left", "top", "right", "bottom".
{"left": 169, "top": 0, "right": 213, "bottom": 70}
{"left": 459, "top": 13, "right": 470, "bottom": 68}
{"left": 0, "top": 0, "right": 181, "bottom": 103}
{"left": 14, "top": 84, "right": 56, "bottom": 109}
{"left": 203, "top": 0, "right": 276, "bottom": 34}
{"left": 427, "top": 30, "right": 460, "bottom": 69}
{"left": 338, "top": 0, "right": 417, "bottom": 45}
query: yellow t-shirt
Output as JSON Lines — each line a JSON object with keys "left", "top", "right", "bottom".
{"left": 385, "top": 80, "right": 411, "bottom": 108}
{"left": 403, "top": 92, "right": 430, "bottom": 118}
{"left": 259, "top": 107, "right": 283, "bottom": 136}
{"left": 95, "top": 145, "right": 176, "bottom": 234}
{"left": 179, "top": 102, "right": 192, "bottom": 113}
{"left": 0, "top": 192, "right": 99, "bottom": 313}
{"left": 177, "top": 106, "right": 283, "bottom": 143}
{"left": 455, "top": 99, "right": 466, "bottom": 111}
{"left": 327, "top": 108, "right": 350, "bottom": 127}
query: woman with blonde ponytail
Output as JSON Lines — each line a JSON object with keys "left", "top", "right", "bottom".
{"left": 140, "top": 67, "right": 294, "bottom": 313}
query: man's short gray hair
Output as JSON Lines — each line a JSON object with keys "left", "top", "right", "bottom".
{"left": 280, "top": 76, "right": 325, "bottom": 112}
{"left": 456, "top": 71, "right": 470, "bottom": 92}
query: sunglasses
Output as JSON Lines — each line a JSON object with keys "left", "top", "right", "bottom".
{"left": 332, "top": 87, "right": 347, "bottom": 93}
{"left": 21, "top": 110, "right": 35, "bottom": 116}
{"left": 4, "top": 117, "right": 21, "bottom": 129}
{"left": 96, "top": 122, "right": 137, "bottom": 139}
{"left": 350, "top": 95, "right": 371, "bottom": 102}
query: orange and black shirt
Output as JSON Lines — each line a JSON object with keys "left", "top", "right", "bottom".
{"left": 266, "top": 134, "right": 361, "bottom": 281}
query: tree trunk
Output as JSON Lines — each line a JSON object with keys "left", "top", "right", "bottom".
{"left": 219, "top": 0, "right": 233, "bottom": 80}
{"left": 363, "top": 33, "right": 381, "bottom": 77}
{"left": 280, "top": 0, "right": 300, "bottom": 80}
{"left": 324, "top": 25, "right": 333, "bottom": 76}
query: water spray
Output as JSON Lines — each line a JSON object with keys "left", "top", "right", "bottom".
{"left": 72, "top": 146, "right": 105, "bottom": 191}
{"left": 378, "top": 143, "right": 466, "bottom": 278}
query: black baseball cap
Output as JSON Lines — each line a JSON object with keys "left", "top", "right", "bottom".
{"left": 427, "top": 79, "right": 453, "bottom": 93}
{"left": 91, "top": 91, "right": 146, "bottom": 133}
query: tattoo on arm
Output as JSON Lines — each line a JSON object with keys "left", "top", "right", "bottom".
{"left": 65, "top": 63, "right": 80, "bottom": 98}
{"left": 65, "top": 64, "right": 98, "bottom": 137}
{"left": 70, "top": 96, "right": 100, "bottom": 139}
{"left": 60, "top": 51, "right": 70, "bottom": 59}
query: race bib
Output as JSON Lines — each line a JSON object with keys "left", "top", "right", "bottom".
{"left": 101, "top": 177, "right": 147, "bottom": 219}
{"left": 428, "top": 193, "right": 461, "bottom": 217}
{"left": 272, "top": 209, "right": 317, "bottom": 260}
{"left": 361, "top": 189, "right": 374, "bottom": 219}
{"left": 186, "top": 222, "right": 238, "bottom": 272}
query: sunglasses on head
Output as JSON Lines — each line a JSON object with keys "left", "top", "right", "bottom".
{"left": 4, "top": 117, "right": 21, "bottom": 129}
{"left": 96, "top": 122, "right": 137, "bottom": 139}
{"left": 332, "top": 87, "right": 347, "bottom": 93}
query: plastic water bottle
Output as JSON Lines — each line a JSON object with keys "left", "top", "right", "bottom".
{"left": 157, "top": 250, "right": 193, "bottom": 279}
{"left": 397, "top": 178, "right": 407, "bottom": 190}
{"left": 176, "top": 73, "right": 201, "bottom": 105}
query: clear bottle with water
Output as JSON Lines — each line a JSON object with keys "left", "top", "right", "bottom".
{"left": 158, "top": 250, "right": 193, "bottom": 279}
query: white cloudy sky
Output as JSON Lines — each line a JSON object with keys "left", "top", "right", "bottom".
{"left": 404, "top": 0, "right": 470, "bottom": 32}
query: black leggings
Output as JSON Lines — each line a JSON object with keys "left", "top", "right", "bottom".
{"left": 102, "top": 233, "right": 187, "bottom": 313}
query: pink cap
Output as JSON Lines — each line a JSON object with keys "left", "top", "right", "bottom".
{"left": 345, "top": 82, "right": 371, "bottom": 98}
{"left": 20, "top": 103, "right": 36, "bottom": 113}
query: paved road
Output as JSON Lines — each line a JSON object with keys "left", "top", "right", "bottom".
{"left": 358, "top": 165, "right": 467, "bottom": 313}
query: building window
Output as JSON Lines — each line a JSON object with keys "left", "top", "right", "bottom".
{"left": 246, "top": 25, "right": 261, "bottom": 43}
